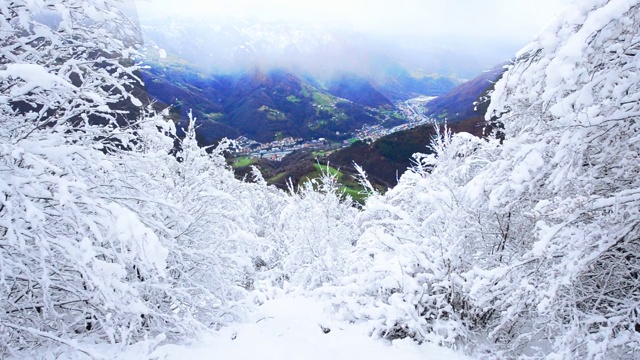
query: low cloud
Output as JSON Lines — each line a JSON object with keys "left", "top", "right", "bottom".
{"left": 136, "top": 0, "right": 568, "bottom": 44}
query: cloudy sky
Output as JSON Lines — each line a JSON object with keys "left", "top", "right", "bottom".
{"left": 135, "top": 0, "right": 569, "bottom": 44}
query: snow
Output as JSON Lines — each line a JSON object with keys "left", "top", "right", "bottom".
{"left": 15, "top": 295, "right": 470, "bottom": 359}
{"left": 130, "top": 96, "right": 143, "bottom": 107}
{"left": 509, "top": 148, "right": 545, "bottom": 190}
{"left": 152, "top": 295, "right": 470, "bottom": 360}
{"left": 83, "top": 91, "right": 106, "bottom": 105}
{"left": 107, "top": 203, "right": 168, "bottom": 274}
{"left": 4, "top": 1, "right": 640, "bottom": 359}
{"left": 0, "top": 64, "right": 74, "bottom": 96}
{"left": 158, "top": 48, "right": 167, "bottom": 59}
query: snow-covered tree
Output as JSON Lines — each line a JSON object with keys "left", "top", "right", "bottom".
{"left": 1, "top": 0, "right": 144, "bottom": 134}
{"left": 0, "top": 0, "right": 250, "bottom": 354}
{"left": 335, "top": 1, "right": 640, "bottom": 359}
{"left": 476, "top": 0, "right": 640, "bottom": 357}
{"left": 147, "top": 114, "right": 258, "bottom": 327}
{"left": 0, "top": 110, "right": 178, "bottom": 355}
{"left": 333, "top": 129, "right": 497, "bottom": 348}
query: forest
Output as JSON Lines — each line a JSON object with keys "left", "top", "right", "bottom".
{"left": 1, "top": 0, "right": 638, "bottom": 359}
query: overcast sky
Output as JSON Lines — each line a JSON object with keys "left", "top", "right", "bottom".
{"left": 135, "top": 0, "right": 570, "bottom": 44}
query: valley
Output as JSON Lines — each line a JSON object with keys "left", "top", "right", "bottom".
{"left": 139, "top": 50, "right": 502, "bottom": 198}
{"left": 134, "top": 17, "right": 517, "bottom": 200}
{"left": 226, "top": 96, "right": 437, "bottom": 202}
{"left": 135, "top": 18, "right": 511, "bottom": 199}
{"left": 226, "top": 65, "right": 505, "bottom": 195}
{"left": 136, "top": 19, "right": 477, "bottom": 197}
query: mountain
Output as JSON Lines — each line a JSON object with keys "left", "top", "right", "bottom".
{"left": 221, "top": 69, "right": 395, "bottom": 142}
{"left": 327, "top": 74, "right": 394, "bottom": 108}
{"left": 141, "top": 64, "right": 403, "bottom": 144}
{"left": 421, "top": 64, "right": 506, "bottom": 122}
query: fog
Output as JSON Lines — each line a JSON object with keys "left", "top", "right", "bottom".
{"left": 136, "top": 0, "right": 568, "bottom": 43}
{"left": 132, "top": 0, "right": 570, "bottom": 79}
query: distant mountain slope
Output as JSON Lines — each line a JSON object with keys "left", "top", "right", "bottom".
{"left": 422, "top": 64, "right": 506, "bottom": 122}
{"left": 220, "top": 69, "right": 395, "bottom": 143}
{"left": 364, "top": 59, "right": 458, "bottom": 101}
{"left": 141, "top": 65, "right": 401, "bottom": 144}
{"left": 328, "top": 74, "right": 394, "bottom": 108}
{"left": 140, "top": 63, "right": 241, "bottom": 144}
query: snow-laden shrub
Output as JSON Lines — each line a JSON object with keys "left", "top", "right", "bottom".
{"left": 331, "top": 130, "right": 501, "bottom": 348}
{"left": 0, "top": 114, "right": 175, "bottom": 352}
{"left": 267, "top": 166, "right": 360, "bottom": 290}
{"left": 119, "top": 115, "right": 258, "bottom": 330}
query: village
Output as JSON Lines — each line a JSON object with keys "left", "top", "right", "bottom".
{"left": 232, "top": 97, "right": 436, "bottom": 161}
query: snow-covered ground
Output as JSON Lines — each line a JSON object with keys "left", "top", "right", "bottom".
{"left": 152, "top": 295, "right": 469, "bottom": 360}
{"left": 20, "top": 295, "right": 469, "bottom": 360}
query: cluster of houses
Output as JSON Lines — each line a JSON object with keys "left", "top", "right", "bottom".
{"left": 232, "top": 136, "right": 340, "bottom": 161}
{"left": 231, "top": 96, "right": 436, "bottom": 161}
